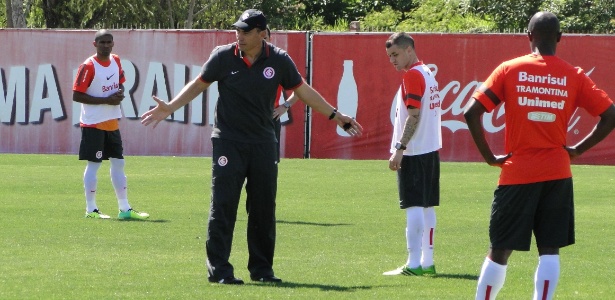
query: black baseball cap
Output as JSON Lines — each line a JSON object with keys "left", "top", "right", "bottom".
{"left": 233, "top": 9, "right": 267, "bottom": 31}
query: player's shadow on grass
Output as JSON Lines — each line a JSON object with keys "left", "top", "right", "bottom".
{"left": 249, "top": 281, "right": 373, "bottom": 292}
{"left": 433, "top": 273, "right": 478, "bottom": 280}
{"left": 116, "top": 219, "right": 169, "bottom": 223}
{"left": 276, "top": 220, "right": 351, "bottom": 227}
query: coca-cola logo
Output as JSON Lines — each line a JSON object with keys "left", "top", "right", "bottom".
{"left": 440, "top": 80, "right": 506, "bottom": 134}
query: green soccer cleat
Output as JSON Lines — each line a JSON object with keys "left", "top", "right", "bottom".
{"left": 383, "top": 265, "right": 423, "bottom": 276}
{"left": 118, "top": 208, "right": 149, "bottom": 220}
{"left": 422, "top": 265, "right": 436, "bottom": 275}
{"left": 85, "top": 209, "right": 111, "bottom": 219}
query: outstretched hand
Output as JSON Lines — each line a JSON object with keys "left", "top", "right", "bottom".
{"left": 335, "top": 111, "right": 363, "bottom": 136}
{"left": 140, "top": 95, "right": 173, "bottom": 128}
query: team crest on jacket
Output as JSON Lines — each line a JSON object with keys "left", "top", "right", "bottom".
{"left": 263, "top": 67, "right": 275, "bottom": 79}
{"left": 218, "top": 156, "right": 228, "bottom": 166}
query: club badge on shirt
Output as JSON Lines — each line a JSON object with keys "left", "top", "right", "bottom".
{"left": 263, "top": 67, "right": 275, "bottom": 79}
{"left": 218, "top": 156, "right": 228, "bottom": 166}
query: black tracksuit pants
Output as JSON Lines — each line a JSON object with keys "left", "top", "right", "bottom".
{"left": 206, "top": 138, "right": 278, "bottom": 280}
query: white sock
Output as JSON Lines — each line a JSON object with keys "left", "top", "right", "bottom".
{"left": 421, "top": 207, "right": 436, "bottom": 267}
{"left": 110, "top": 158, "right": 131, "bottom": 212}
{"left": 476, "top": 258, "right": 507, "bottom": 300}
{"left": 533, "top": 255, "right": 560, "bottom": 300}
{"left": 405, "top": 207, "right": 424, "bottom": 268}
{"left": 84, "top": 161, "right": 101, "bottom": 212}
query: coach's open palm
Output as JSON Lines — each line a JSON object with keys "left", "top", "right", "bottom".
{"left": 141, "top": 96, "right": 173, "bottom": 128}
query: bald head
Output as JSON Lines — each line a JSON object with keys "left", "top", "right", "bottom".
{"left": 527, "top": 12, "right": 561, "bottom": 55}
{"left": 528, "top": 12, "right": 560, "bottom": 40}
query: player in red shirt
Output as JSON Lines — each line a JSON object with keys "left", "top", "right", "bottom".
{"left": 464, "top": 12, "right": 615, "bottom": 300}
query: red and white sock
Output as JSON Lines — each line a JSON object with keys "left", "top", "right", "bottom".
{"left": 421, "top": 207, "right": 436, "bottom": 267}
{"left": 476, "top": 258, "right": 507, "bottom": 300}
{"left": 84, "top": 161, "right": 101, "bottom": 212}
{"left": 405, "top": 207, "right": 424, "bottom": 268}
{"left": 533, "top": 255, "right": 559, "bottom": 300}
{"left": 110, "top": 158, "right": 131, "bottom": 212}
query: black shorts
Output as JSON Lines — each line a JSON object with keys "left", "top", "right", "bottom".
{"left": 489, "top": 178, "right": 575, "bottom": 251}
{"left": 397, "top": 151, "right": 440, "bottom": 209}
{"left": 79, "top": 127, "right": 124, "bottom": 162}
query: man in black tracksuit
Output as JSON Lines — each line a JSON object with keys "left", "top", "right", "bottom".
{"left": 141, "top": 9, "right": 363, "bottom": 284}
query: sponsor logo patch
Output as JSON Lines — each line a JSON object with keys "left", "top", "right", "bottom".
{"left": 528, "top": 112, "right": 556, "bottom": 122}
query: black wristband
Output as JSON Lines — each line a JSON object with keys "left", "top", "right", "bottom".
{"left": 328, "top": 108, "right": 337, "bottom": 120}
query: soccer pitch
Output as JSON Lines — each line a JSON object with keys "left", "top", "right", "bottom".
{"left": 1, "top": 154, "right": 613, "bottom": 299}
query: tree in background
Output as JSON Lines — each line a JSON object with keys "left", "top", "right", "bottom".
{"left": 0, "top": 0, "right": 613, "bottom": 33}
{"left": 2, "top": 0, "right": 10, "bottom": 27}
{"left": 24, "top": 0, "right": 164, "bottom": 28}
{"left": 468, "top": 0, "right": 543, "bottom": 31}
{"left": 5, "top": 0, "right": 28, "bottom": 27}
{"left": 397, "top": 0, "right": 494, "bottom": 33}
{"left": 360, "top": 6, "right": 401, "bottom": 31}
{"left": 467, "top": 0, "right": 614, "bottom": 33}
{"left": 549, "top": 0, "right": 615, "bottom": 33}
{"left": 299, "top": 0, "right": 352, "bottom": 27}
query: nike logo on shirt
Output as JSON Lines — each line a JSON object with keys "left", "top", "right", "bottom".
{"left": 107, "top": 74, "right": 115, "bottom": 80}
{"left": 231, "top": 71, "right": 239, "bottom": 75}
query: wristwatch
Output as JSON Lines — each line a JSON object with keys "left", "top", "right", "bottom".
{"left": 395, "top": 142, "right": 407, "bottom": 151}
{"left": 283, "top": 101, "right": 291, "bottom": 109}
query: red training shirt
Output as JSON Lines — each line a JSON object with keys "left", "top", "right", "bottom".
{"left": 472, "top": 54, "right": 613, "bottom": 185}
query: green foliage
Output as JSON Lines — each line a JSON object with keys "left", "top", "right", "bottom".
{"left": 25, "top": 0, "right": 166, "bottom": 28}
{"left": 468, "top": 0, "right": 542, "bottom": 31}
{"left": 259, "top": 0, "right": 305, "bottom": 30}
{"left": 397, "top": 0, "right": 495, "bottom": 33}
{"left": 322, "top": 18, "right": 350, "bottom": 32}
{"left": 361, "top": 6, "right": 401, "bottom": 31}
{"left": 398, "top": 0, "right": 459, "bottom": 32}
{"left": 301, "top": 0, "right": 354, "bottom": 26}
{"left": 351, "top": 0, "right": 419, "bottom": 16}
{"left": 290, "top": 15, "right": 349, "bottom": 32}
{"left": 0, "top": 0, "right": 6, "bottom": 26}
{"left": 1, "top": 154, "right": 615, "bottom": 299}
{"left": 25, "top": 0, "right": 44, "bottom": 28}
{"left": 194, "top": 0, "right": 257, "bottom": 29}
{"left": 545, "top": 0, "right": 615, "bottom": 33}
{"left": 2, "top": 0, "right": 614, "bottom": 33}
{"left": 467, "top": 0, "right": 615, "bottom": 33}
{"left": 446, "top": 13, "right": 496, "bottom": 33}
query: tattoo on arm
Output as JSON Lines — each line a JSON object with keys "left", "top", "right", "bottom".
{"left": 400, "top": 107, "right": 420, "bottom": 145}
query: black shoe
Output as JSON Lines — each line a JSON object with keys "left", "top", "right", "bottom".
{"left": 251, "top": 275, "right": 282, "bottom": 283}
{"left": 209, "top": 276, "right": 244, "bottom": 285}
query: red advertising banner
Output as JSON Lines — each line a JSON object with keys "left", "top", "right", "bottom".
{"left": 309, "top": 33, "right": 615, "bottom": 164}
{"left": 0, "top": 29, "right": 307, "bottom": 158}
{"left": 2, "top": 30, "right": 615, "bottom": 164}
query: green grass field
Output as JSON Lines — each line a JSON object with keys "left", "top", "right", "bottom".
{"left": 1, "top": 154, "right": 613, "bottom": 299}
